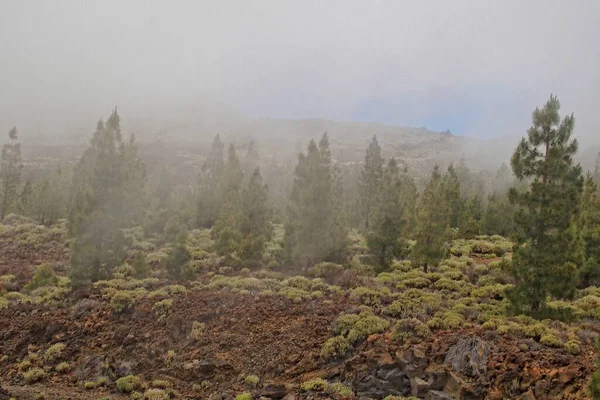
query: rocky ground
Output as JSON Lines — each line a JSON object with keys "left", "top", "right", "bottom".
{"left": 0, "top": 218, "right": 597, "bottom": 399}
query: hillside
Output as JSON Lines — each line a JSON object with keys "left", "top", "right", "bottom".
{"left": 0, "top": 217, "right": 597, "bottom": 400}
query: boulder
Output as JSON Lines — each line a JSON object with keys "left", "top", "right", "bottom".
{"left": 444, "top": 337, "right": 488, "bottom": 377}
{"left": 260, "top": 383, "right": 288, "bottom": 399}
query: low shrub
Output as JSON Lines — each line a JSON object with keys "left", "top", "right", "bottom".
{"left": 300, "top": 378, "right": 328, "bottom": 392}
{"left": 565, "top": 340, "right": 581, "bottom": 355}
{"left": 325, "top": 382, "right": 354, "bottom": 397}
{"left": 44, "top": 342, "right": 66, "bottom": 363}
{"left": 391, "top": 318, "right": 431, "bottom": 344}
{"left": 83, "top": 381, "right": 97, "bottom": 389}
{"left": 53, "top": 361, "right": 70, "bottom": 373}
{"left": 25, "top": 264, "right": 59, "bottom": 292}
{"left": 244, "top": 375, "right": 260, "bottom": 386}
{"left": 116, "top": 375, "right": 144, "bottom": 393}
{"left": 24, "top": 367, "right": 46, "bottom": 383}
{"left": 540, "top": 333, "right": 562, "bottom": 348}
{"left": 151, "top": 380, "right": 173, "bottom": 389}
{"left": 320, "top": 335, "right": 351, "bottom": 360}
{"left": 189, "top": 321, "right": 205, "bottom": 340}
{"left": 144, "top": 388, "right": 170, "bottom": 400}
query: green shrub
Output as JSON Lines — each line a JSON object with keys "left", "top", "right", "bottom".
{"left": 116, "top": 375, "right": 144, "bottom": 393}
{"left": 151, "top": 380, "right": 173, "bottom": 389}
{"left": 234, "top": 394, "right": 252, "bottom": 400}
{"left": 325, "top": 382, "right": 354, "bottom": 397}
{"left": 391, "top": 318, "right": 430, "bottom": 344}
{"left": 18, "top": 359, "right": 32, "bottom": 371}
{"left": 346, "top": 312, "right": 390, "bottom": 343}
{"left": 189, "top": 321, "right": 205, "bottom": 340}
{"left": 153, "top": 299, "right": 173, "bottom": 320}
{"left": 244, "top": 375, "right": 259, "bottom": 386}
{"left": 25, "top": 264, "right": 58, "bottom": 292}
{"left": 279, "top": 287, "right": 311, "bottom": 303}
{"left": 165, "top": 350, "right": 176, "bottom": 367}
{"left": 442, "top": 311, "right": 465, "bottom": 329}
{"left": 110, "top": 290, "right": 139, "bottom": 313}
{"left": 96, "top": 376, "right": 110, "bottom": 387}
{"left": 350, "top": 286, "right": 388, "bottom": 306}
{"left": 44, "top": 342, "right": 66, "bottom": 363}
{"left": 565, "top": 340, "right": 581, "bottom": 355}
{"left": 300, "top": 378, "right": 328, "bottom": 392}
{"left": 84, "top": 381, "right": 97, "bottom": 389}
{"left": 540, "top": 333, "right": 562, "bottom": 348}
{"left": 524, "top": 323, "right": 547, "bottom": 339}
{"left": 574, "top": 295, "right": 600, "bottom": 319}
{"left": 320, "top": 335, "right": 351, "bottom": 360}
{"left": 54, "top": 361, "right": 71, "bottom": 373}
{"left": 426, "top": 316, "right": 445, "bottom": 330}
{"left": 143, "top": 388, "right": 169, "bottom": 400}
{"left": 24, "top": 367, "right": 46, "bottom": 383}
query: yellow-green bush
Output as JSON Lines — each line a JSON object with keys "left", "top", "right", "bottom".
{"left": 24, "top": 367, "right": 46, "bottom": 383}
{"left": 244, "top": 375, "right": 259, "bottom": 386}
{"left": 350, "top": 286, "right": 389, "bottom": 306}
{"left": 44, "top": 342, "right": 66, "bottom": 363}
{"left": 189, "top": 321, "right": 205, "bottom": 340}
{"left": 116, "top": 375, "right": 144, "bottom": 393}
{"left": 55, "top": 361, "right": 71, "bottom": 373}
{"left": 320, "top": 335, "right": 351, "bottom": 360}
{"left": 325, "top": 382, "right": 354, "bottom": 397}
{"left": 300, "top": 378, "right": 328, "bottom": 392}
{"left": 391, "top": 318, "right": 431, "bottom": 344}
{"left": 151, "top": 380, "right": 173, "bottom": 389}
{"left": 143, "top": 388, "right": 170, "bottom": 400}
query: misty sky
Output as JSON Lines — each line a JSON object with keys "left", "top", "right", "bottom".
{"left": 1, "top": 1, "right": 599, "bottom": 140}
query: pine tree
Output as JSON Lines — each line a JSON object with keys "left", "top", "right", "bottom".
{"left": 196, "top": 135, "right": 225, "bottom": 228}
{"left": 460, "top": 195, "right": 483, "bottom": 238}
{"left": 17, "top": 180, "right": 33, "bottom": 216}
{"left": 212, "top": 144, "right": 244, "bottom": 258}
{"left": 239, "top": 168, "right": 273, "bottom": 265}
{"left": 358, "top": 135, "right": 384, "bottom": 230}
{"left": 412, "top": 165, "right": 448, "bottom": 272}
{"left": 507, "top": 95, "right": 583, "bottom": 315}
{"left": 366, "top": 158, "right": 406, "bottom": 270}
{"left": 31, "top": 167, "right": 70, "bottom": 225}
{"left": 68, "top": 109, "right": 146, "bottom": 283}
{"left": 0, "top": 126, "right": 22, "bottom": 219}
{"left": 441, "top": 164, "right": 462, "bottom": 228}
{"left": 284, "top": 133, "right": 347, "bottom": 265}
{"left": 483, "top": 192, "right": 516, "bottom": 236}
{"left": 575, "top": 173, "right": 600, "bottom": 287}
{"left": 398, "top": 166, "right": 419, "bottom": 236}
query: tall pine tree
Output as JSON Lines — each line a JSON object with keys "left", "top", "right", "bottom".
{"left": 358, "top": 135, "right": 384, "bottom": 230}
{"left": 196, "top": 135, "right": 225, "bottom": 228}
{"left": 507, "top": 95, "right": 583, "bottom": 315}
{"left": 212, "top": 144, "right": 244, "bottom": 258}
{"left": 239, "top": 168, "right": 273, "bottom": 265}
{"left": 0, "top": 126, "right": 22, "bottom": 219}
{"left": 412, "top": 165, "right": 448, "bottom": 272}
{"left": 69, "top": 109, "right": 146, "bottom": 283}
{"left": 575, "top": 173, "right": 600, "bottom": 287}
{"left": 284, "top": 133, "right": 347, "bottom": 266}
{"left": 366, "top": 158, "right": 406, "bottom": 270}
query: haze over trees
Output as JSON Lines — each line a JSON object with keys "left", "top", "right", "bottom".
{"left": 2, "top": 94, "right": 600, "bottom": 398}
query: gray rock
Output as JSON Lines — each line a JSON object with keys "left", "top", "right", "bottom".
{"left": 444, "top": 337, "right": 488, "bottom": 377}
{"left": 426, "top": 390, "right": 456, "bottom": 400}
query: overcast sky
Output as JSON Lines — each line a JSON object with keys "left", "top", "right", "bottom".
{"left": 1, "top": 1, "right": 599, "bottom": 140}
